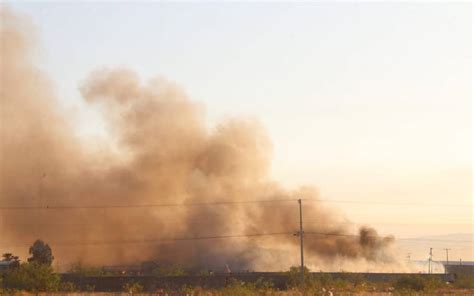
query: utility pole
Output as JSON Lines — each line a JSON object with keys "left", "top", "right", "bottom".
{"left": 298, "top": 199, "right": 305, "bottom": 285}
{"left": 428, "top": 248, "right": 433, "bottom": 274}
{"left": 443, "top": 248, "right": 450, "bottom": 274}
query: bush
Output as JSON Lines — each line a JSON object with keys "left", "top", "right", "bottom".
{"left": 152, "top": 264, "right": 187, "bottom": 276}
{"left": 394, "top": 275, "right": 424, "bottom": 291}
{"left": 393, "top": 275, "right": 444, "bottom": 293}
{"left": 85, "top": 284, "right": 96, "bottom": 292}
{"left": 198, "top": 269, "right": 214, "bottom": 276}
{"left": 254, "top": 277, "right": 274, "bottom": 290}
{"left": 123, "top": 281, "right": 144, "bottom": 294}
{"left": 59, "top": 281, "right": 77, "bottom": 292}
{"left": 453, "top": 275, "right": 474, "bottom": 289}
{"left": 287, "top": 270, "right": 382, "bottom": 294}
{"left": 180, "top": 279, "right": 274, "bottom": 296}
{"left": 3, "top": 262, "right": 60, "bottom": 292}
{"left": 221, "top": 279, "right": 259, "bottom": 296}
{"left": 287, "top": 265, "right": 311, "bottom": 287}
{"left": 68, "top": 262, "right": 111, "bottom": 276}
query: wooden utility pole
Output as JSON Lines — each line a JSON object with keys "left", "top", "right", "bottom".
{"left": 428, "top": 248, "right": 433, "bottom": 274}
{"left": 298, "top": 199, "right": 304, "bottom": 285}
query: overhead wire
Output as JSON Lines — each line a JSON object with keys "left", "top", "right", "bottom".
{"left": 1, "top": 199, "right": 471, "bottom": 250}
{"left": 0, "top": 198, "right": 299, "bottom": 210}
{"left": 0, "top": 231, "right": 294, "bottom": 248}
{"left": 0, "top": 198, "right": 470, "bottom": 210}
{"left": 1, "top": 230, "right": 471, "bottom": 248}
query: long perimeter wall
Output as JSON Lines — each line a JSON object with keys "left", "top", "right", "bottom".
{"left": 60, "top": 272, "right": 454, "bottom": 291}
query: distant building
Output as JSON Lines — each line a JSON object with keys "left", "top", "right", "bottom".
{"left": 444, "top": 261, "right": 474, "bottom": 277}
{"left": 0, "top": 260, "right": 19, "bottom": 272}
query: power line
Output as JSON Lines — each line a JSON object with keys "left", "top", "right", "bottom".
{"left": 2, "top": 229, "right": 471, "bottom": 244}
{"left": 306, "top": 199, "right": 470, "bottom": 208}
{"left": 0, "top": 231, "right": 293, "bottom": 248}
{"left": 0, "top": 198, "right": 470, "bottom": 210}
{"left": 304, "top": 231, "right": 474, "bottom": 243}
{"left": 396, "top": 238, "right": 474, "bottom": 243}
{"left": 3, "top": 219, "right": 471, "bottom": 227}
{"left": 0, "top": 198, "right": 299, "bottom": 210}
{"left": 2, "top": 231, "right": 471, "bottom": 249}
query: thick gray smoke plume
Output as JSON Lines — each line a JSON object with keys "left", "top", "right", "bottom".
{"left": 0, "top": 9, "right": 394, "bottom": 271}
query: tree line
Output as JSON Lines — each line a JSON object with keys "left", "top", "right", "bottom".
{"left": 1, "top": 239, "right": 59, "bottom": 292}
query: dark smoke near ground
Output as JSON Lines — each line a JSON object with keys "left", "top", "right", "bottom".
{"left": 0, "top": 8, "right": 395, "bottom": 271}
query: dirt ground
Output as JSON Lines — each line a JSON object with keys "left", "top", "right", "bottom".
{"left": 4, "top": 290, "right": 474, "bottom": 296}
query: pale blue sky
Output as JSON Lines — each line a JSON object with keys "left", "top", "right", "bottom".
{"left": 8, "top": 2, "right": 473, "bottom": 251}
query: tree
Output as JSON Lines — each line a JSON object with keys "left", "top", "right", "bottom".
{"left": 2, "top": 253, "right": 20, "bottom": 268}
{"left": 27, "top": 240, "right": 54, "bottom": 266}
{"left": 2, "top": 253, "right": 14, "bottom": 261}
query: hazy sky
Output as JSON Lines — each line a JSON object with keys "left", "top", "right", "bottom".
{"left": 8, "top": 2, "right": 472, "bottom": 259}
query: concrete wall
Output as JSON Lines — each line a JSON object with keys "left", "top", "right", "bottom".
{"left": 60, "top": 272, "right": 453, "bottom": 292}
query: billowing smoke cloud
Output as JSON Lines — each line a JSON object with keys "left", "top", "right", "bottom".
{"left": 0, "top": 8, "right": 395, "bottom": 271}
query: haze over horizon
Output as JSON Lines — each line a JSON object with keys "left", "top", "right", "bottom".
{"left": 2, "top": 2, "right": 472, "bottom": 263}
